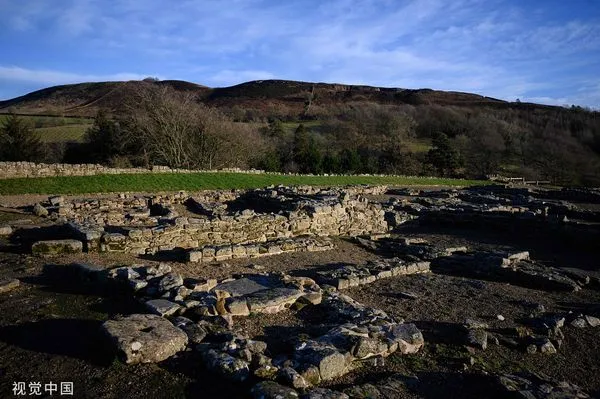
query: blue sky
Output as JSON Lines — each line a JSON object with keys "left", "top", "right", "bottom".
{"left": 1, "top": 0, "right": 599, "bottom": 107}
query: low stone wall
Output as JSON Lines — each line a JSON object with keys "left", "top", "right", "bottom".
{"left": 98, "top": 196, "right": 389, "bottom": 254}
{"left": 187, "top": 237, "right": 335, "bottom": 263}
{"left": 0, "top": 161, "right": 265, "bottom": 179}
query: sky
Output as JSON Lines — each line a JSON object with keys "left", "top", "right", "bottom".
{"left": 0, "top": 0, "right": 599, "bottom": 107}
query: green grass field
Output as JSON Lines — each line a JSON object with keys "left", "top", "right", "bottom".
{"left": 36, "top": 124, "right": 92, "bottom": 142}
{"left": 0, "top": 173, "right": 488, "bottom": 195}
{"left": 0, "top": 114, "right": 93, "bottom": 143}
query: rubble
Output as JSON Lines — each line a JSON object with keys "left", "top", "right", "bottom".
{"left": 3, "top": 183, "right": 599, "bottom": 397}
{"left": 497, "top": 372, "right": 591, "bottom": 398}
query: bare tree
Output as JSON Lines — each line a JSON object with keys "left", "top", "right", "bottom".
{"left": 121, "top": 84, "right": 262, "bottom": 169}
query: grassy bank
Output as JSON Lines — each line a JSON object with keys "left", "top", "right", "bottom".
{"left": 0, "top": 172, "right": 489, "bottom": 195}
{"left": 0, "top": 114, "right": 92, "bottom": 143}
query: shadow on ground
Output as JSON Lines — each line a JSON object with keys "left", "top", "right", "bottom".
{"left": 0, "top": 318, "right": 115, "bottom": 366}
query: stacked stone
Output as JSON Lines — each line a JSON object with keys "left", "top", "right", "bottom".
{"left": 316, "top": 258, "right": 430, "bottom": 290}
{"left": 91, "top": 189, "right": 389, "bottom": 255}
{"left": 188, "top": 237, "right": 335, "bottom": 263}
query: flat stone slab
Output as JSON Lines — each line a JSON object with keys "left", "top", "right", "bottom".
{"left": 0, "top": 278, "right": 20, "bottom": 294}
{"left": 246, "top": 287, "right": 304, "bottom": 314}
{"left": 0, "top": 225, "right": 12, "bottom": 236}
{"left": 102, "top": 314, "right": 188, "bottom": 364}
{"left": 145, "top": 299, "right": 181, "bottom": 317}
{"left": 31, "top": 239, "right": 83, "bottom": 255}
{"left": 214, "top": 276, "right": 280, "bottom": 297}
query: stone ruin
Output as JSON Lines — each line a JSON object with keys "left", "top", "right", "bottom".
{"left": 2, "top": 183, "right": 600, "bottom": 397}
{"left": 21, "top": 185, "right": 389, "bottom": 258}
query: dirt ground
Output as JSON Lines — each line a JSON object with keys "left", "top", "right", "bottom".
{"left": 0, "top": 199, "right": 599, "bottom": 398}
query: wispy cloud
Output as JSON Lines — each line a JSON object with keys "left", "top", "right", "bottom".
{"left": 0, "top": 0, "right": 598, "bottom": 106}
{"left": 0, "top": 66, "right": 150, "bottom": 85}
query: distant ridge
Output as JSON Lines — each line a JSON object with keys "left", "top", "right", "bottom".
{"left": 0, "top": 78, "right": 557, "bottom": 117}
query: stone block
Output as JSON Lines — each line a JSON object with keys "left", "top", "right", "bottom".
{"left": 102, "top": 314, "right": 188, "bottom": 364}
{"left": 32, "top": 239, "right": 83, "bottom": 255}
{"left": 188, "top": 250, "right": 203, "bottom": 263}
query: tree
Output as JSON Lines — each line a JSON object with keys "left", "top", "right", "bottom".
{"left": 267, "top": 119, "right": 285, "bottom": 138}
{"left": 120, "top": 85, "right": 263, "bottom": 169}
{"left": 84, "top": 111, "right": 126, "bottom": 163}
{"left": 427, "top": 132, "right": 460, "bottom": 177}
{"left": 322, "top": 151, "right": 341, "bottom": 174}
{"left": 340, "top": 148, "right": 362, "bottom": 173}
{"left": 0, "top": 114, "right": 43, "bottom": 161}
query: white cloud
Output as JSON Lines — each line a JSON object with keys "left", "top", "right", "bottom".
{"left": 0, "top": 0, "right": 598, "bottom": 106}
{"left": 0, "top": 66, "right": 151, "bottom": 85}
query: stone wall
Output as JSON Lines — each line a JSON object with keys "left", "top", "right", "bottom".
{"left": 97, "top": 196, "right": 389, "bottom": 255}
{"left": 0, "top": 161, "right": 265, "bottom": 179}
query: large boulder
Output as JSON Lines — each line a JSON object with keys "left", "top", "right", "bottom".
{"left": 102, "top": 314, "right": 188, "bottom": 364}
{"left": 294, "top": 341, "right": 349, "bottom": 381}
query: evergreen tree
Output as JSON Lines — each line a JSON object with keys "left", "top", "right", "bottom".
{"left": 84, "top": 111, "right": 123, "bottom": 163}
{"left": 340, "top": 148, "right": 362, "bottom": 173}
{"left": 268, "top": 119, "right": 285, "bottom": 138}
{"left": 0, "top": 113, "right": 43, "bottom": 161}
{"left": 427, "top": 132, "right": 460, "bottom": 176}
{"left": 322, "top": 151, "right": 341, "bottom": 173}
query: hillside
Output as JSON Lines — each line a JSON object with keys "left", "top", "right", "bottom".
{"left": 0, "top": 80, "right": 210, "bottom": 117}
{"left": 1, "top": 79, "right": 598, "bottom": 185}
{"left": 0, "top": 78, "right": 526, "bottom": 117}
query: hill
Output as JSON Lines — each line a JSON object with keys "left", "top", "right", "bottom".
{"left": 0, "top": 79, "right": 598, "bottom": 185}
{"left": 0, "top": 80, "right": 210, "bottom": 117}
{"left": 0, "top": 78, "right": 530, "bottom": 117}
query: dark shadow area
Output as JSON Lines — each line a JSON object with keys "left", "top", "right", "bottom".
{"left": 9, "top": 224, "right": 76, "bottom": 252}
{"left": 330, "top": 370, "right": 505, "bottom": 399}
{"left": 410, "top": 320, "right": 465, "bottom": 346}
{"left": 555, "top": 301, "right": 600, "bottom": 315}
{"left": 0, "top": 318, "right": 115, "bottom": 366}
{"left": 158, "top": 351, "right": 254, "bottom": 399}
{"left": 402, "top": 218, "right": 600, "bottom": 266}
{"left": 183, "top": 198, "right": 217, "bottom": 218}
{"left": 138, "top": 248, "right": 188, "bottom": 263}
{"left": 430, "top": 259, "right": 581, "bottom": 292}
{"left": 19, "top": 265, "right": 147, "bottom": 316}
{"left": 411, "top": 371, "right": 506, "bottom": 399}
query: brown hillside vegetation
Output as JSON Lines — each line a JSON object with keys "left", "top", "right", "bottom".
{"left": 1, "top": 79, "right": 510, "bottom": 118}
{"left": 1, "top": 79, "right": 599, "bottom": 185}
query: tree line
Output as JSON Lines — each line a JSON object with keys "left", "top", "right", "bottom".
{"left": 1, "top": 83, "right": 599, "bottom": 185}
